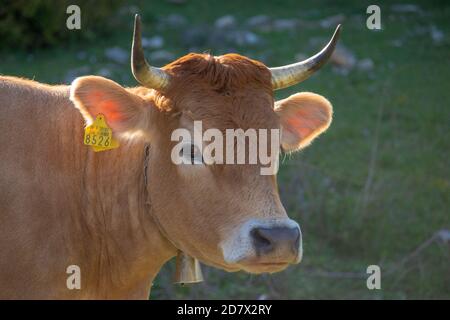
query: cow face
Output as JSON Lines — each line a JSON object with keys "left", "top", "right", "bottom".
{"left": 145, "top": 54, "right": 333, "bottom": 274}
{"left": 70, "top": 15, "right": 338, "bottom": 274}
{"left": 70, "top": 55, "right": 332, "bottom": 274}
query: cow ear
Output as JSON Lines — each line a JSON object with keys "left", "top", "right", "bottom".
{"left": 70, "top": 76, "right": 148, "bottom": 134}
{"left": 275, "top": 92, "right": 332, "bottom": 152}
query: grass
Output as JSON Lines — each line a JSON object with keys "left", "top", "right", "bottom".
{"left": 1, "top": 0, "right": 449, "bottom": 299}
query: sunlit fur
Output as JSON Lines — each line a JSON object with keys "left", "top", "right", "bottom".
{"left": 0, "top": 53, "right": 332, "bottom": 299}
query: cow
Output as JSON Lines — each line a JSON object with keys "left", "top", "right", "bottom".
{"left": 0, "top": 15, "right": 340, "bottom": 299}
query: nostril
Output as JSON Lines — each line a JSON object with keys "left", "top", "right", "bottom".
{"left": 251, "top": 228, "right": 274, "bottom": 255}
{"left": 251, "top": 226, "right": 300, "bottom": 257}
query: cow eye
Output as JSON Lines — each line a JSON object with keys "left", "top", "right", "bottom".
{"left": 179, "top": 143, "right": 203, "bottom": 165}
{"left": 190, "top": 144, "right": 203, "bottom": 164}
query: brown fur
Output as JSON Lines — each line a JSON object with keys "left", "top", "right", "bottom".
{"left": 0, "top": 53, "right": 332, "bottom": 299}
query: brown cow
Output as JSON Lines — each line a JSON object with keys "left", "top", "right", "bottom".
{"left": 0, "top": 15, "right": 339, "bottom": 299}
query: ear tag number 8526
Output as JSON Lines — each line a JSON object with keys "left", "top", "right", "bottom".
{"left": 83, "top": 114, "right": 119, "bottom": 152}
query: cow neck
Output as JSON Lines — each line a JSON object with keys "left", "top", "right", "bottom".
{"left": 142, "top": 144, "right": 182, "bottom": 252}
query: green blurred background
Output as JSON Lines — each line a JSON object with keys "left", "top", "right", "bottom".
{"left": 0, "top": 0, "right": 449, "bottom": 299}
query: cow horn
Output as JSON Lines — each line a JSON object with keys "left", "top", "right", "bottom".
{"left": 131, "top": 14, "right": 170, "bottom": 90}
{"left": 270, "top": 25, "right": 341, "bottom": 90}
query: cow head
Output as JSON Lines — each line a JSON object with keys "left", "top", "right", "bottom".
{"left": 70, "top": 15, "right": 339, "bottom": 274}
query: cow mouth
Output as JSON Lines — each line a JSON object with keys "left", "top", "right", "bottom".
{"left": 237, "top": 261, "right": 291, "bottom": 274}
{"left": 195, "top": 256, "right": 290, "bottom": 274}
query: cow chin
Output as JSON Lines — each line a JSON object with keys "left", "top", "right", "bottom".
{"left": 239, "top": 262, "right": 291, "bottom": 274}
{"left": 197, "top": 257, "right": 290, "bottom": 274}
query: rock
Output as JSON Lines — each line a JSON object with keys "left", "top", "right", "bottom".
{"left": 332, "top": 66, "right": 351, "bottom": 76}
{"left": 319, "top": 14, "right": 345, "bottom": 28}
{"left": 430, "top": 25, "right": 444, "bottom": 44}
{"left": 241, "top": 31, "right": 261, "bottom": 46}
{"left": 187, "top": 46, "right": 201, "bottom": 53}
{"left": 118, "top": 5, "right": 139, "bottom": 15}
{"left": 149, "top": 50, "right": 175, "bottom": 64}
{"left": 182, "top": 26, "right": 209, "bottom": 47}
{"left": 412, "top": 26, "right": 429, "bottom": 36}
{"left": 208, "top": 29, "right": 228, "bottom": 48}
{"left": 356, "top": 58, "right": 374, "bottom": 72}
{"left": 164, "top": 13, "right": 187, "bottom": 28}
{"left": 294, "top": 53, "right": 308, "bottom": 61}
{"left": 272, "top": 18, "right": 299, "bottom": 31}
{"left": 330, "top": 44, "right": 357, "bottom": 70}
{"left": 321, "top": 176, "right": 332, "bottom": 188}
{"left": 64, "top": 66, "right": 90, "bottom": 83}
{"left": 76, "top": 51, "right": 87, "bottom": 60}
{"left": 97, "top": 67, "right": 112, "bottom": 78}
{"left": 89, "top": 55, "right": 97, "bottom": 64}
{"left": 214, "top": 15, "right": 236, "bottom": 29}
{"left": 308, "top": 36, "right": 328, "bottom": 48}
{"left": 227, "top": 30, "right": 262, "bottom": 46}
{"left": 391, "top": 4, "right": 421, "bottom": 13}
{"left": 104, "top": 47, "right": 128, "bottom": 64}
{"left": 390, "top": 39, "right": 403, "bottom": 47}
{"left": 142, "top": 36, "right": 164, "bottom": 49}
{"left": 349, "top": 14, "right": 365, "bottom": 26}
{"left": 215, "top": 47, "right": 238, "bottom": 56}
{"left": 251, "top": 50, "right": 274, "bottom": 64}
{"left": 246, "top": 15, "right": 271, "bottom": 29}
{"left": 436, "top": 229, "right": 450, "bottom": 243}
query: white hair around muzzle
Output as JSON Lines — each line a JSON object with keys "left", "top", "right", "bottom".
{"left": 220, "top": 218, "right": 302, "bottom": 264}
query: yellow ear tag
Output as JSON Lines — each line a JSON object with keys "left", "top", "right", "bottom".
{"left": 83, "top": 114, "right": 120, "bottom": 152}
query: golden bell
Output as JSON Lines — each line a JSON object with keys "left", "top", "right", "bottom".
{"left": 174, "top": 251, "right": 204, "bottom": 284}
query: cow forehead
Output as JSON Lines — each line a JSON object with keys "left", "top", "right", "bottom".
{"left": 163, "top": 53, "right": 276, "bottom": 129}
{"left": 180, "top": 97, "right": 279, "bottom": 131}
{"left": 164, "top": 53, "right": 272, "bottom": 91}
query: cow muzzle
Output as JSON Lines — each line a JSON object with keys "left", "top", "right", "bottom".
{"left": 220, "top": 218, "right": 302, "bottom": 273}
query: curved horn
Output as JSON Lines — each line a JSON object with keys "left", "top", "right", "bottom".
{"left": 270, "top": 25, "right": 341, "bottom": 90}
{"left": 131, "top": 14, "right": 170, "bottom": 90}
